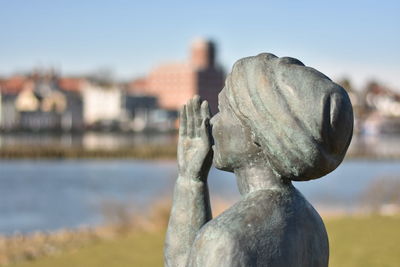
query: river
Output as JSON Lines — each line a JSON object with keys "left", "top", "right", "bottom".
{"left": 0, "top": 159, "right": 400, "bottom": 235}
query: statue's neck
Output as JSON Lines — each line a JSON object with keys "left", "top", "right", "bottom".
{"left": 234, "top": 165, "right": 291, "bottom": 196}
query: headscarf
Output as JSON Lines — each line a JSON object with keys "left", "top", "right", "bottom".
{"left": 225, "top": 53, "right": 353, "bottom": 181}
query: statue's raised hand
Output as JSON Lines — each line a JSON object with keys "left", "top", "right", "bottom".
{"left": 178, "top": 96, "right": 213, "bottom": 182}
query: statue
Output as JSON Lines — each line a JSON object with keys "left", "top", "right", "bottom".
{"left": 165, "top": 53, "right": 353, "bottom": 267}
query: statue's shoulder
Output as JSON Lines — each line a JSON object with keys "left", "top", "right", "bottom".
{"left": 187, "top": 189, "right": 295, "bottom": 266}
{"left": 187, "top": 188, "right": 328, "bottom": 267}
{"left": 198, "top": 188, "right": 299, "bottom": 236}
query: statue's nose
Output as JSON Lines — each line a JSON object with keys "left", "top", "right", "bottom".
{"left": 209, "top": 114, "right": 217, "bottom": 127}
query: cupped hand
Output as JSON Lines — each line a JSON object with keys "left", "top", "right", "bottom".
{"left": 177, "top": 95, "right": 213, "bottom": 182}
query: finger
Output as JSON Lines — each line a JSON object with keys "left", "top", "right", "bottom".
{"left": 192, "top": 95, "right": 201, "bottom": 136}
{"left": 200, "top": 118, "right": 211, "bottom": 145}
{"left": 179, "top": 105, "right": 187, "bottom": 137}
{"left": 200, "top": 100, "right": 211, "bottom": 120}
{"left": 187, "top": 99, "right": 194, "bottom": 137}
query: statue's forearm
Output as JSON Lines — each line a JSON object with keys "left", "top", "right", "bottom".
{"left": 164, "top": 175, "right": 212, "bottom": 267}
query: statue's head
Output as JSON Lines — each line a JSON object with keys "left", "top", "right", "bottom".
{"left": 210, "top": 53, "right": 353, "bottom": 181}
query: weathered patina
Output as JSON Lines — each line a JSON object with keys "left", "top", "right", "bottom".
{"left": 165, "top": 53, "right": 354, "bottom": 267}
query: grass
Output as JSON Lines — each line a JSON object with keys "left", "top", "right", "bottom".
{"left": 7, "top": 215, "right": 400, "bottom": 267}
{"left": 9, "top": 231, "right": 165, "bottom": 267}
{"left": 326, "top": 215, "right": 400, "bottom": 267}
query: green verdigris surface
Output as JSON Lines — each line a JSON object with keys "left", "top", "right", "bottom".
{"left": 165, "top": 53, "right": 353, "bottom": 266}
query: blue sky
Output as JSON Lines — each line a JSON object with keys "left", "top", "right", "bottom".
{"left": 1, "top": 0, "right": 399, "bottom": 89}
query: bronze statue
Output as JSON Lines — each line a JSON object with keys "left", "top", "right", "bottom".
{"left": 165, "top": 53, "right": 353, "bottom": 267}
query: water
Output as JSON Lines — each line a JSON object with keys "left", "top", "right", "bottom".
{"left": 0, "top": 159, "right": 399, "bottom": 235}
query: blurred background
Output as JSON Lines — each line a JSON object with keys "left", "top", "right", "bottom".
{"left": 0, "top": 0, "right": 399, "bottom": 266}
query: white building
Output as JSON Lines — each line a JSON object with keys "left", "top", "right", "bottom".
{"left": 82, "top": 82, "right": 122, "bottom": 126}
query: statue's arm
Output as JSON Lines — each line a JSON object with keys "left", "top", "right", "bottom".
{"left": 186, "top": 229, "right": 243, "bottom": 267}
{"left": 164, "top": 96, "right": 213, "bottom": 267}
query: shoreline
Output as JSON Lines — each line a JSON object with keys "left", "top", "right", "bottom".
{"left": 1, "top": 146, "right": 400, "bottom": 160}
{"left": 0, "top": 200, "right": 171, "bottom": 266}
{"left": 0, "top": 145, "right": 177, "bottom": 160}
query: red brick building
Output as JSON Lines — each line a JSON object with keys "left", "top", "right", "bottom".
{"left": 130, "top": 39, "right": 225, "bottom": 114}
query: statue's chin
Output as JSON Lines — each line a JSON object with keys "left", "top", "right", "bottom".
{"left": 213, "top": 157, "right": 234, "bottom": 173}
{"left": 212, "top": 157, "right": 221, "bottom": 169}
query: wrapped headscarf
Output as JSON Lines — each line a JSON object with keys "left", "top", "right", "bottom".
{"left": 225, "top": 53, "right": 353, "bottom": 181}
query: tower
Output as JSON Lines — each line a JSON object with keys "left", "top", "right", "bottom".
{"left": 190, "top": 38, "right": 216, "bottom": 69}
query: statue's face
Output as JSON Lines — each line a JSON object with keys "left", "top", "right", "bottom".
{"left": 210, "top": 88, "right": 259, "bottom": 172}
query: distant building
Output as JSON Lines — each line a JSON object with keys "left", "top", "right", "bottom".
{"left": 361, "top": 82, "right": 400, "bottom": 135}
{"left": 82, "top": 82, "right": 122, "bottom": 126}
{"left": 14, "top": 73, "right": 70, "bottom": 131}
{"left": 58, "top": 78, "right": 85, "bottom": 131}
{"left": 130, "top": 38, "right": 225, "bottom": 114}
{"left": 1, "top": 39, "right": 225, "bottom": 132}
{"left": 0, "top": 73, "right": 84, "bottom": 131}
{"left": 0, "top": 76, "right": 23, "bottom": 130}
{"left": 124, "top": 95, "right": 157, "bottom": 118}
{"left": 364, "top": 82, "right": 400, "bottom": 118}
{"left": 120, "top": 91, "right": 176, "bottom": 132}
{"left": 16, "top": 86, "right": 66, "bottom": 130}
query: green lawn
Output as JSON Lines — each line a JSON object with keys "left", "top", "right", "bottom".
{"left": 10, "top": 215, "right": 400, "bottom": 267}
{"left": 9, "top": 231, "right": 165, "bottom": 267}
{"left": 326, "top": 215, "right": 400, "bottom": 267}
